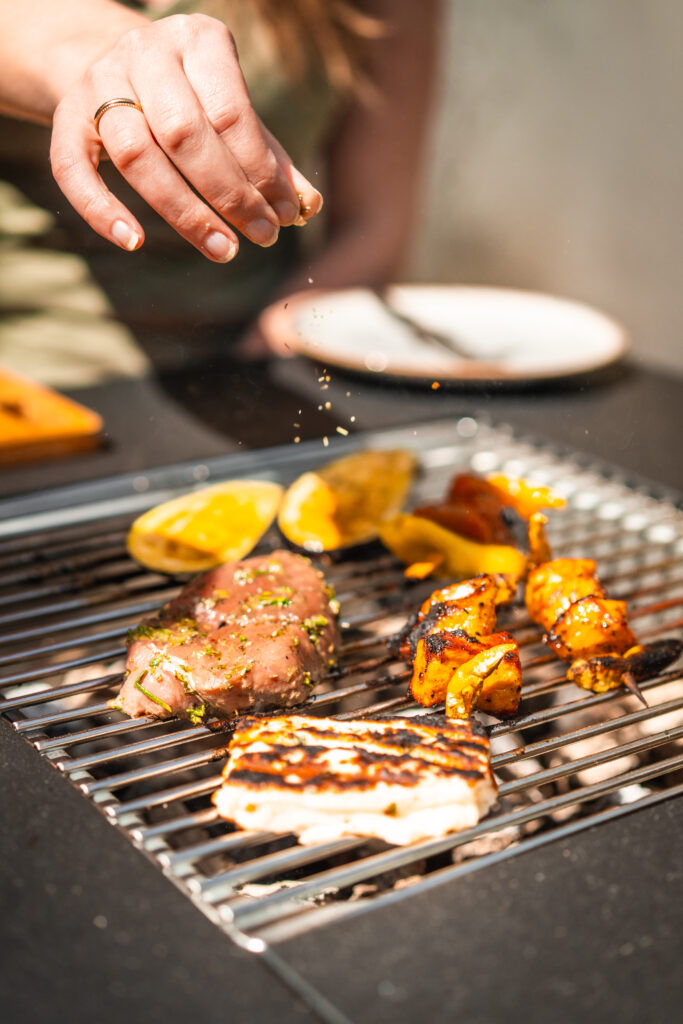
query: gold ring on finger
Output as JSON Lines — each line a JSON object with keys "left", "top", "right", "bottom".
{"left": 93, "top": 97, "right": 144, "bottom": 133}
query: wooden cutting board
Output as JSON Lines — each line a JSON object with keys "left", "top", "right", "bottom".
{"left": 0, "top": 368, "right": 104, "bottom": 465}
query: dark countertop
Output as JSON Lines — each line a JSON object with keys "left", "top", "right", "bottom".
{"left": 1, "top": 354, "right": 682, "bottom": 1023}
{"left": 2, "top": 355, "right": 682, "bottom": 497}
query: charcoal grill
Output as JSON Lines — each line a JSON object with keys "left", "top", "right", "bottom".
{"left": 1, "top": 416, "right": 682, "bottom": 1023}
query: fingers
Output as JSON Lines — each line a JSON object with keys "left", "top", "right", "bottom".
{"left": 51, "top": 103, "right": 145, "bottom": 253}
{"left": 50, "top": 13, "right": 325, "bottom": 258}
{"left": 181, "top": 25, "right": 305, "bottom": 227}
{"left": 52, "top": 97, "right": 239, "bottom": 262}
{"left": 132, "top": 58, "right": 282, "bottom": 246}
{"left": 94, "top": 93, "right": 244, "bottom": 260}
{"left": 260, "top": 124, "right": 324, "bottom": 225}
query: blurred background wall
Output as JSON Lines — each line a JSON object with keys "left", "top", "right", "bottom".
{"left": 411, "top": 0, "right": 682, "bottom": 374}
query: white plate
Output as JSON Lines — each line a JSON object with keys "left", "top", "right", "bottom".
{"left": 259, "top": 285, "right": 628, "bottom": 383}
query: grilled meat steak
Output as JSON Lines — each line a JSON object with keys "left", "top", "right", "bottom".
{"left": 117, "top": 550, "right": 339, "bottom": 721}
{"left": 213, "top": 714, "right": 497, "bottom": 846}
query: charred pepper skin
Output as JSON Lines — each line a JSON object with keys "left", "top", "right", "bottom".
{"left": 526, "top": 557, "right": 681, "bottom": 705}
{"left": 391, "top": 572, "right": 522, "bottom": 720}
{"left": 568, "top": 639, "right": 683, "bottom": 694}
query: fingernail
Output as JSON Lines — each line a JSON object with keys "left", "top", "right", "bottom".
{"left": 272, "top": 200, "right": 298, "bottom": 225}
{"left": 246, "top": 218, "right": 279, "bottom": 246}
{"left": 111, "top": 220, "right": 140, "bottom": 251}
{"left": 205, "top": 231, "right": 238, "bottom": 262}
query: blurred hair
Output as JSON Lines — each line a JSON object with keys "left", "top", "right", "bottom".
{"left": 255, "top": 1, "right": 384, "bottom": 93}
{"left": 204, "top": 0, "right": 385, "bottom": 94}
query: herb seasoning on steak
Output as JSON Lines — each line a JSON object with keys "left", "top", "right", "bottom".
{"left": 116, "top": 550, "right": 339, "bottom": 721}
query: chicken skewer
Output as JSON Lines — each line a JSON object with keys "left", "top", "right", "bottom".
{"left": 525, "top": 557, "right": 682, "bottom": 704}
{"left": 391, "top": 573, "right": 523, "bottom": 719}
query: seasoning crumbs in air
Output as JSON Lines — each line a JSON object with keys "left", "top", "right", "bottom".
{"left": 336, "top": 426, "right": 348, "bottom": 436}
{"left": 431, "top": 381, "right": 441, "bottom": 390}
{"left": 323, "top": 437, "right": 329, "bottom": 447}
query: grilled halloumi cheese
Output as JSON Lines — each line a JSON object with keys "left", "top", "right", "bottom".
{"left": 213, "top": 714, "right": 497, "bottom": 846}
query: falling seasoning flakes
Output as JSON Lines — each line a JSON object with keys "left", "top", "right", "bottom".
{"left": 308, "top": 277, "right": 314, "bottom": 284}
{"left": 336, "top": 426, "right": 349, "bottom": 436}
{"left": 293, "top": 422, "right": 300, "bottom": 428}
{"left": 317, "top": 404, "right": 323, "bottom": 411}
{"left": 345, "top": 392, "right": 351, "bottom": 397}
{"left": 324, "top": 402, "right": 331, "bottom": 410}
{"left": 431, "top": 381, "right": 441, "bottom": 390}
{"left": 294, "top": 436, "right": 301, "bottom": 443}
{"left": 350, "top": 416, "right": 356, "bottom": 423}
{"left": 322, "top": 436, "right": 329, "bottom": 447}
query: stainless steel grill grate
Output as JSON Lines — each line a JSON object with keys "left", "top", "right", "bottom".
{"left": 2, "top": 418, "right": 682, "bottom": 950}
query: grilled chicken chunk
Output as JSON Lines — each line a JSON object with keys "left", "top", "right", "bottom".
{"left": 546, "top": 596, "right": 636, "bottom": 660}
{"left": 391, "top": 573, "right": 517, "bottom": 662}
{"left": 391, "top": 573, "right": 522, "bottom": 719}
{"left": 525, "top": 557, "right": 682, "bottom": 702}
{"left": 117, "top": 550, "right": 339, "bottom": 721}
{"left": 213, "top": 714, "right": 497, "bottom": 846}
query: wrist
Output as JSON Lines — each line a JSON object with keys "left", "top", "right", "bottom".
{"left": 47, "top": 8, "right": 150, "bottom": 109}
{"left": 0, "top": 0, "right": 149, "bottom": 122}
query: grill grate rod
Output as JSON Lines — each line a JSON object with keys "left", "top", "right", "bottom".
{"left": 193, "top": 717, "right": 683, "bottom": 904}
{"left": 76, "top": 746, "right": 230, "bottom": 794}
{"left": 554, "top": 524, "right": 681, "bottom": 559}
{"left": 13, "top": 614, "right": 681, "bottom": 762}
{"left": 34, "top": 713, "right": 161, "bottom": 750}
{"left": 0, "top": 654, "right": 123, "bottom": 693}
{"left": 231, "top": 751, "right": 683, "bottom": 933}
{"left": 119, "top": 682, "right": 683, "bottom": 854}
{"left": 494, "top": 692, "right": 683, "bottom": 767}
{"left": 0, "top": 573, "right": 171, "bottom": 625}
{"left": 346, "top": 778, "right": 683, "bottom": 934}
{"left": 193, "top": 839, "right": 364, "bottom": 902}
{"left": 57, "top": 720, "right": 231, "bottom": 770}
{"left": 158, "top": 830, "right": 286, "bottom": 871}
{"left": 15, "top": 700, "right": 122, "bottom": 733}
{"left": 106, "top": 774, "right": 224, "bottom": 817}
{"left": 499, "top": 723, "right": 683, "bottom": 796}
{"left": 130, "top": 807, "right": 219, "bottom": 842}
{"left": 0, "top": 542, "right": 129, "bottom": 588}
{"left": 82, "top": 678, "right": 683, "bottom": 841}
{"left": 0, "top": 599, "right": 164, "bottom": 648}
{"left": 0, "top": 632, "right": 126, "bottom": 669}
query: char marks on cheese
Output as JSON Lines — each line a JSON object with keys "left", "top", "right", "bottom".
{"left": 213, "top": 714, "right": 497, "bottom": 846}
{"left": 117, "top": 550, "right": 339, "bottom": 721}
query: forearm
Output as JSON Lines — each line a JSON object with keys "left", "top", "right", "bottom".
{"left": 0, "top": 0, "right": 149, "bottom": 122}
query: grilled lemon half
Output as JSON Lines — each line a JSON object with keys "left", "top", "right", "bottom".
{"left": 278, "top": 449, "right": 417, "bottom": 552}
{"left": 127, "top": 480, "right": 283, "bottom": 574}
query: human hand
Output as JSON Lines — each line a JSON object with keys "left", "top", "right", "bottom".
{"left": 50, "top": 13, "right": 323, "bottom": 261}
